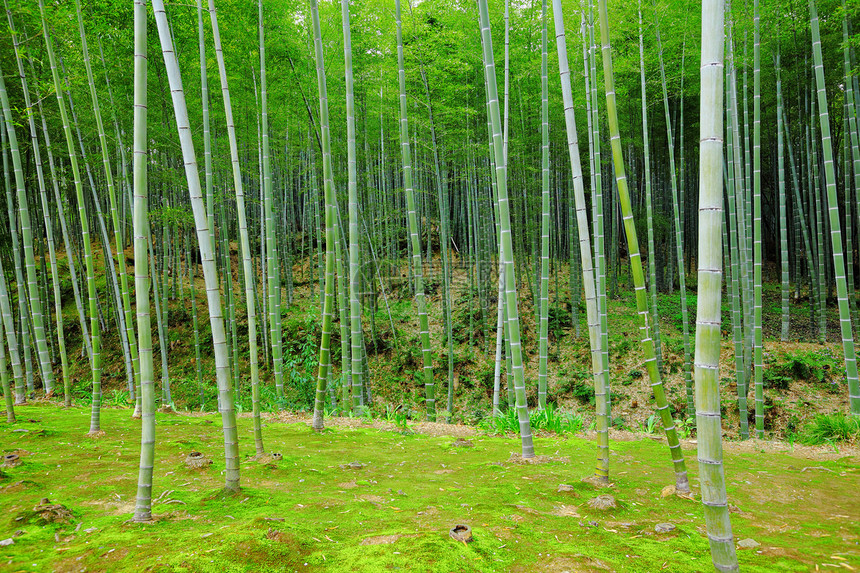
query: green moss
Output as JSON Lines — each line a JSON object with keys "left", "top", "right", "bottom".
{"left": 0, "top": 405, "right": 856, "bottom": 572}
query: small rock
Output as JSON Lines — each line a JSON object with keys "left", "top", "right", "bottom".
{"left": 737, "top": 538, "right": 760, "bottom": 549}
{"left": 397, "top": 490, "right": 407, "bottom": 496}
{"left": 0, "top": 538, "right": 13, "bottom": 546}
{"left": 451, "top": 438, "right": 474, "bottom": 448}
{"left": 348, "top": 462, "right": 363, "bottom": 470}
{"left": 587, "top": 494, "right": 617, "bottom": 510}
{"left": 84, "top": 528, "right": 98, "bottom": 533}
{"left": 11, "top": 429, "right": 28, "bottom": 433}
{"left": 557, "top": 484, "right": 576, "bottom": 492}
{"left": 12, "top": 530, "right": 24, "bottom": 537}
{"left": 655, "top": 523, "right": 676, "bottom": 533}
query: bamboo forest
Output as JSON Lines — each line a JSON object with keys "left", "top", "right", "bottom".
{"left": 0, "top": 0, "right": 859, "bottom": 570}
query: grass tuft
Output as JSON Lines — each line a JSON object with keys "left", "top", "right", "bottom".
{"left": 801, "top": 413, "right": 860, "bottom": 445}
{"left": 479, "top": 403, "right": 583, "bottom": 435}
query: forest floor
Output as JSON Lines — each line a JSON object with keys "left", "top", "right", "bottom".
{"left": 1, "top": 404, "right": 858, "bottom": 572}
{"left": 51, "top": 247, "right": 856, "bottom": 445}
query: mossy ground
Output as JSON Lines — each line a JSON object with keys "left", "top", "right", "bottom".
{"left": 1, "top": 404, "right": 858, "bottom": 572}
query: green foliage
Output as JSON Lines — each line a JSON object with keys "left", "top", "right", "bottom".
{"left": 171, "top": 375, "right": 218, "bottom": 411}
{"left": 611, "top": 338, "right": 633, "bottom": 358}
{"left": 673, "top": 417, "right": 696, "bottom": 439}
{"left": 478, "top": 404, "right": 584, "bottom": 435}
{"left": 549, "top": 365, "right": 594, "bottom": 405}
{"left": 801, "top": 413, "right": 860, "bottom": 445}
{"left": 764, "top": 350, "right": 841, "bottom": 391}
{"left": 562, "top": 379, "right": 596, "bottom": 405}
{"left": 633, "top": 206, "right": 670, "bottom": 246}
{"left": 531, "top": 403, "right": 585, "bottom": 434}
{"left": 641, "top": 414, "right": 659, "bottom": 434}
{"left": 451, "top": 301, "right": 485, "bottom": 344}
{"left": 382, "top": 405, "right": 413, "bottom": 434}
{"left": 276, "top": 314, "right": 322, "bottom": 410}
{"left": 621, "top": 369, "right": 643, "bottom": 386}
{"left": 74, "top": 386, "right": 134, "bottom": 408}
{"left": 391, "top": 337, "right": 423, "bottom": 373}
{"left": 546, "top": 305, "right": 569, "bottom": 340}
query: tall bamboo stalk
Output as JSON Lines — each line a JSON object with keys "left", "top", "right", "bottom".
{"left": 132, "top": 0, "right": 155, "bottom": 521}
{"left": 74, "top": 0, "right": 139, "bottom": 411}
{"left": 595, "top": 0, "right": 689, "bottom": 490}
{"left": 5, "top": 5, "right": 69, "bottom": 403}
{"left": 0, "top": 60, "right": 55, "bottom": 399}
{"left": 2, "top": 126, "right": 32, "bottom": 401}
{"left": 310, "top": 0, "right": 337, "bottom": 431}
{"left": 538, "top": 0, "right": 550, "bottom": 411}
{"left": 208, "top": 0, "right": 264, "bottom": 454}
{"left": 809, "top": 0, "right": 860, "bottom": 416}
{"left": 39, "top": 0, "right": 100, "bottom": 431}
{"left": 655, "top": 18, "right": 694, "bottom": 417}
{"left": 395, "top": 0, "right": 435, "bottom": 421}
{"left": 639, "top": 4, "right": 662, "bottom": 378}
{"left": 553, "top": 0, "right": 608, "bottom": 479}
{"left": 0, "top": 247, "right": 23, "bottom": 406}
{"left": 752, "top": 0, "right": 764, "bottom": 439}
{"left": 478, "top": 0, "right": 535, "bottom": 458}
{"left": 343, "top": 0, "right": 363, "bottom": 419}
{"left": 152, "top": 0, "right": 240, "bottom": 491}
{"left": 777, "top": 46, "right": 789, "bottom": 342}
{"left": 696, "top": 0, "right": 738, "bottom": 568}
{"left": 0, "top": 306, "right": 13, "bottom": 423}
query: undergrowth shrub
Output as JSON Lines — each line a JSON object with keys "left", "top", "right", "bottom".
{"left": 551, "top": 366, "right": 594, "bottom": 404}
{"left": 801, "top": 413, "right": 860, "bottom": 445}
{"left": 764, "top": 350, "right": 840, "bottom": 390}
{"left": 478, "top": 404, "right": 584, "bottom": 435}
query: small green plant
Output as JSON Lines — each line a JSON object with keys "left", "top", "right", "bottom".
{"left": 478, "top": 408, "right": 519, "bottom": 434}
{"left": 620, "top": 371, "right": 639, "bottom": 386}
{"left": 558, "top": 377, "right": 596, "bottom": 405}
{"left": 104, "top": 389, "right": 131, "bottom": 407}
{"left": 612, "top": 339, "right": 633, "bottom": 358}
{"left": 641, "top": 414, "right": 659, "bottom": 434}
{"left": 673, "top": 417, "right": 696, "bottom": 439}
{"left": 801, "top": 413, "right": 860, "bottom": 445}
{"left": 384, "top": 405, "right": 411, "bottom": 433}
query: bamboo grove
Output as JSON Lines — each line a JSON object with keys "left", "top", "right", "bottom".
{"left": 2, "top": 0, "right": 860, "bottom": 569}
